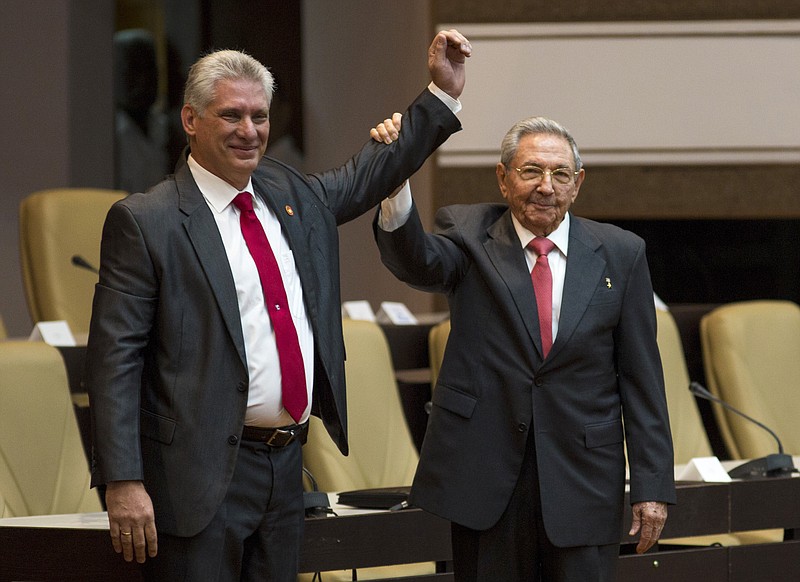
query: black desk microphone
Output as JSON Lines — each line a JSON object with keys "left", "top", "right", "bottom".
{"left": 689, "top": 381, "right": 796, "bottom": 479}
{"left": 71, "top": 254, "right": 99, "bottom": 274}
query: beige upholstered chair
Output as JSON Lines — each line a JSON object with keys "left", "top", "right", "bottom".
{"left": 660, "top": 303, "right": 784, "bottom": 546}
{"left": 300, "top": 319, "right": 428, "bottom": 581}
{"left": 656, "top": 309, "right": 714, "bottom": 464}
{"left": 0, "top": 341, "right": 102, "bottom": 517}
{"left": 700, "top": 300, "right": 800, "bottom": 460}
{"left": 303, "top": 319, "right": 418, "bottom": 492}
{"left": 19, "top": 188, "right": 126, "bottom": 335}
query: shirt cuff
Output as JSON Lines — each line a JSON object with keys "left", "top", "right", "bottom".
{"left": 428, "top": 82, "right": 462, "bottom": 114}
{"left": 378, "top": 180, "right": 413, "bottom": 232}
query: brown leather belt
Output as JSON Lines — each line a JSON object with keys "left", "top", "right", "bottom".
{"left": 241, "top": 422, "right": 308, "bottom": 447}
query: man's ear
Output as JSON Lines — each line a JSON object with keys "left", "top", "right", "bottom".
{"left": 571, "top": 167, "right": 586, "bottom": 203}
{"left": 496, "top": 162, "right": 510, "bottom": 201}
{"left": 181, "top": 104, "right": 197, "bottom": 137}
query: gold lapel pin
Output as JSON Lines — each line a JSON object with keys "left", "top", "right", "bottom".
{"left": 285, "top": 205, "right": 294, "bottom": 216}
{"left": 605, "top": 277, "right": 612, "bottom": 289}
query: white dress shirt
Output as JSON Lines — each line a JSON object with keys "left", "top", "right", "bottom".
{"left": 188, "top": 155, "right": 313, "bottom": 427}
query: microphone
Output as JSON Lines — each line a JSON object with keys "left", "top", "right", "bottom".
{"left": 71, "top": 254, "right": 99, "bottom": 274}
{"left": 689, "top": 381, "right": 796, "bottom": 479}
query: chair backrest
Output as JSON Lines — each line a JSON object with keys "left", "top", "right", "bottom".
{"left": 0, "top": 341, "right": 102, "bottom": 517}
{"left": 302, "top": 320, "right": 419, "bottom": 491}
{"left": 700, "top": 300, "right": 800, "bottom": 460}
{"left": 656, "top": 309, "right": 714, "bottom": 464}
{"left": 428, "top": 319, "right": 451, "bottom": 388}
{"left": 19, "top": 188, "right": 126, "bottom": 335}
{"left": 0, "top": 313, "right": 7, "bottom": 340}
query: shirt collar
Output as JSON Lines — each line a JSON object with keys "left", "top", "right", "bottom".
{"left": 187, "top": 154, "right": 255, "bottom": 214}
{"left": 511, "top": 212, "right": 571, "bottom": 256}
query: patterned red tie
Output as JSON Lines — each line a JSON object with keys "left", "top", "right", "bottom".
{"left": 232, "top": 192, "right": 307, "bottom": 423}
{"left": 529, "top": 237, "right": 556, "bottom": 358}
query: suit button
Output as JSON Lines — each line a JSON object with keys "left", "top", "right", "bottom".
{"left": 534, "top": 378, "right": 544, "bottom": 387}
{"left": 518, "top": 423, "right": 527, "bottom": 432}
{"left": 237, "top": 381, "right": 247, "bottom": 392}
{"left": 228, "top": 435, "right": 239, "bottom": 445}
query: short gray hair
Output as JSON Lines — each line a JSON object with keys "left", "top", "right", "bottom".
{"left": 499, "top": 117, "right": 582, "bottom": 170}
{"left": 183, "top": 49, "right": 275, "bottom": 115}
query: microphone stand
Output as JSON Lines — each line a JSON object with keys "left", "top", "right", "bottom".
{"left": 689, "top": 382, "right": 796, "bottom": 479}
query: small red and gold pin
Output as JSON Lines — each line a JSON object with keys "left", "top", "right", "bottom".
{"left": 285, "top": 205, "right": 295, "bottom": 216}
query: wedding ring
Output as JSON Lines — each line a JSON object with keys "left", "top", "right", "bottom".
{"left": 120, "top": 531, "right": 132, "bottom": 536}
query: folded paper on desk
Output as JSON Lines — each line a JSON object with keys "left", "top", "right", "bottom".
{"left": 337, "top": 486, "right": 411, "bottom": 509}
{"left": 676, "top": 456, "right": 732, "bottom": 482}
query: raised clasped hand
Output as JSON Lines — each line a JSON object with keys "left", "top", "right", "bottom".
{"left": 428, "top": 28, "right": 471, "bottom": 100}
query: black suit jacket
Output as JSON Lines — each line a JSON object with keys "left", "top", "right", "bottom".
{"left": 86, "top": 90, "right": 460, "bottom": 537}
{"left": 375, "top": 202, "right": 676, "bottom": 547}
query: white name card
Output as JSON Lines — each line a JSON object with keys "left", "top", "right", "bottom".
{"left": 375, "top": 301, "right": 418, "bottom": 326}
{"left": 29, "top": 320, "right": 76, "bottom": 347}
{"left": 342, "top": 300, "right": 376, "bottom": 322}
{"left": 677, "top": 456, "right": 732, "bottom": 483}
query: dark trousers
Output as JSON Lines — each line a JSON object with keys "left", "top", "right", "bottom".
{"left": 141, "top": 438, "right": 304, "bottom": 582}
{"left": 451, "top": 430, "right": 619, "bottom": 582}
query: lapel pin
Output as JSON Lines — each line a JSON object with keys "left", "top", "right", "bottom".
{"left": 605, "top": 277, "right": 612, "bottom": 289}
{"left": 285, "top": 205, "right": 295, "bottom": 216}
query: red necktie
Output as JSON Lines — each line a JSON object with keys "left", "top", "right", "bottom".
{"left": 232, "top": 192, "right": 307, "bottom": 423}
{"left": 529, "top": 237, "right": 556, "bottom": 358}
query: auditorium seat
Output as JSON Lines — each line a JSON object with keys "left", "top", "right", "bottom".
{"left": 0, "top": 341, "right": 102, "bottom": 517}
{"left": 700, "top": 300, "right": 800, "bottom": 461}
{"left": 19, "top": 188, "right": 126, "bottom": 335}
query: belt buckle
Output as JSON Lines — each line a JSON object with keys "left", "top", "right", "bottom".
{"left": 266, "top": 426, "right": 295, "bottom": 447}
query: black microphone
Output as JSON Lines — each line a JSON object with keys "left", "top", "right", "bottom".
{"left": 689, "top": 381, "right": 796, "bottom": 479}
{"left": 71, "top": 254, "right": 99, "bottom": 274}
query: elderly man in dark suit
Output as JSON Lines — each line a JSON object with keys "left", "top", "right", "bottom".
{"left": 373, "top": 116, "right": 676, "bottom": 581}
{"left": 85, "top": 30, "right": 471, "bottom": 581}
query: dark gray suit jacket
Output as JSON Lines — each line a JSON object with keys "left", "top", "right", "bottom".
{"left": 86, "top": 90, "right": 460, "bottom": 537}
{"left": 375, "top": 202, "right": 676, "bottom": 547}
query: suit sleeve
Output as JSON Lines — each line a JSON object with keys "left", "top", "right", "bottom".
{"left": 374, "top": 203, "right": 469, "bottom": 294}
{"left": 85, "top": 201, "right": 158, "bottom": 486}
{"left": 310, "top": 89, "right": 461, "bottom": 225}
{"left": 616, "top": 240, "right": 677, "bottom": 505}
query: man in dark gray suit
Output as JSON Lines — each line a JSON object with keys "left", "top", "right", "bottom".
{"left": 373, "top": 116, "right": 676, "bottom": 581}
{"left": 85, "top": 29, "right": 471, "bottom": 581}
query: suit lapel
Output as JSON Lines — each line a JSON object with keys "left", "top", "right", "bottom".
{"left": 548, "top": 216, "right": 606, "bottom": 360}
{"left": 176, "top": 164, "right": 247, "bottom": 365}
{"left": 484, "top": 211, "right": 542, "bottom": 355}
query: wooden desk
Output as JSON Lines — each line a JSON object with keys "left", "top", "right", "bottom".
{"left": 2, "top": 477, "right": 799, "bottom": 582}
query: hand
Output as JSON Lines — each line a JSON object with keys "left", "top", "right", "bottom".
{"left": 370, "top": 112, "right": 402, "bottom": 144}
{"left": 629, "top": 501, "right": 668, "bottom": 554}
{"left": 106, "top": 480, "right": 158, "bottom": 563}
{"left": 428, "top": 29, "right": 471, "bottom": 100}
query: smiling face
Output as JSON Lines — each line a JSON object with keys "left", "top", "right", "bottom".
{"left": 496, "top": 133, "right": 585, "bottom": 237}
{"left": 181, "top": 77, "right": 270, "bottom": 190}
